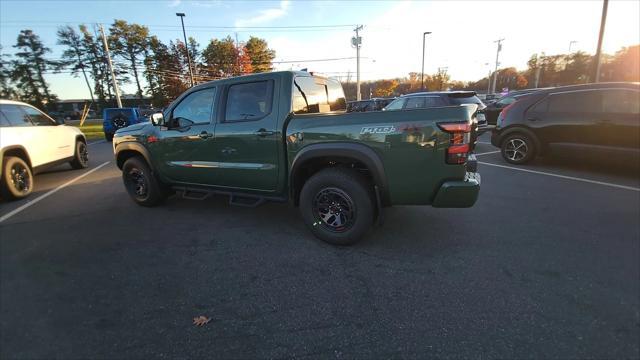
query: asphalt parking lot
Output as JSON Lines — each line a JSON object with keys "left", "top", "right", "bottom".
{"left": 1, "top": 133, "right": 639, "bottom": 359}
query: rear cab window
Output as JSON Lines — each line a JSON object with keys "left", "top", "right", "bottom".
{"left": 447, "top": 94, "right": 483, "bottom": 106}
{"left": 292, "top": 76, "right": 346, "bottom": 114}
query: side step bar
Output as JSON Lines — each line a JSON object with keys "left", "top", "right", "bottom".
{"left": 173, "top": 186, "right": 285, "bottom": 208}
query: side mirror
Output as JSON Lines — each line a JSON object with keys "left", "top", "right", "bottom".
{"left": 150, "top": 112, "right": 163, "bottom": 126}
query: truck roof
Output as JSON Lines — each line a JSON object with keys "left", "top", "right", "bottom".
{"left": 190, "top": 70, "right": 325, "bottom": 90}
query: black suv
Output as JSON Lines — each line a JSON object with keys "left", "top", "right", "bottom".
{"left": 483, "top": 88, "right": 553, "bottom": 125}
{"left": 491, "top": 82, "right": 640, "bottom": 164}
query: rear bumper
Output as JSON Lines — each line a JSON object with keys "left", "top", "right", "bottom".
{"left": 432, "top": 171, "right": 481, "bottom": 208}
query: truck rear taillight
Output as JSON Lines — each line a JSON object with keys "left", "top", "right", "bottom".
{"left": 438, "top": 122, "right": 472, "bottom": 164}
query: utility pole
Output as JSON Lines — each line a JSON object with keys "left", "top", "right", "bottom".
{"left": 235, "top": 32, "right": 240, "bottom": 75}
{"left": 491, "top": 38, "right": 504, "bottom": 94}
{"left": 352, "top": 25, "right": 363, "bottom": 100}
{"left": 99, "top": 24, "right": 122, "bottom": 108}
{"left": 421, "top": 31, "right": 432, "bottom": 90}
{"left": 176, "top": 13, "right": 195, "bottom": 86}
{"left": 594, "top": 0, "right": 609, "bottom": 82}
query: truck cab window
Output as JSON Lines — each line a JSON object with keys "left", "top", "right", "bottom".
{"left": 225, "top": 81, "right": 273, "bottom": 121}
{"left": 172, "top": 87, "right": 216, "bottom": 125}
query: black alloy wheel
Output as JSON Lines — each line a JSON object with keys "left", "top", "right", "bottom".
{"left": 312, "top": 187, "right": 356, "bottom": 233}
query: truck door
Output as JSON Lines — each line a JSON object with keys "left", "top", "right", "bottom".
{"left": 213, "top": 79, "right": 280, "bottom": 192}
{"left": 152, "top": 87, "right": 218, "bottom": 185}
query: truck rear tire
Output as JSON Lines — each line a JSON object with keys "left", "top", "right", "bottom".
{"left": 299, "top": 168, "right": 374, "bottom": 245}
{"left": 122, "top": 156, "right": 167, "bottom": 207}
{"left": 0, "top": 156, "right": 34, "bottom": 201}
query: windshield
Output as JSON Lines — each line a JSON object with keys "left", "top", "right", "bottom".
{"left": 383, "top": 98, "right": 405, "bottom": 110}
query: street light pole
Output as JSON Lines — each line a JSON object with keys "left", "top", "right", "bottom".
{"left": 594, "top": 0, "right": 609, "bottom": 82}
{"left": 176, "top": 12, "right": 195, "bottom": 87}
{"left": 421, "top": 31, "right": 431, "bottom": 91}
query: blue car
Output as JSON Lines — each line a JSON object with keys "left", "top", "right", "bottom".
{"left": 103, "top": 108, "right": 146, "bottom": 141}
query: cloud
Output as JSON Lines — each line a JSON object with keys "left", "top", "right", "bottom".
{"left": 168, "top": 0, "right": 181, "bottom": 7}
{"left": 234, "top": 0, "right": 290, "bottom": 27}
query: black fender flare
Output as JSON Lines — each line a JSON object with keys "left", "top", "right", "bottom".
{"left": 289, "top": 142, "right": 389, "bottom": 205}
{"left": 115, "top": 142, "right": 153, "bottom": 170}
{"left": 496, "top": 126, "right": 543, "bottom": 154}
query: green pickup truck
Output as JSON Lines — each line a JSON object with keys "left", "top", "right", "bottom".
{"left": 113, "top": 71, "right": 480, "bottom": 245}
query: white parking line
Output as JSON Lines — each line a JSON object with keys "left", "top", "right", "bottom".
{"left": 0, "top": 161, "right": 111, "bottom": 224}
{"left": 475, "top": 150, "right": 500, "bottom": 156}
{"left": 88, "top": 140, "right": 106, "bottom": 146}
{"left": 478, "top": 161, "right": 640, "bottom": 192}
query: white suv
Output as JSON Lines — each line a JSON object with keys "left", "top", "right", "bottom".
{"left": 0, "top": 100, "right": 88, "bottom": 200}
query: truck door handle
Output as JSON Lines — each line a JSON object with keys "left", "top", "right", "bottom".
{"left": 255, "top": 129, "right": 275, "bottom": 137}
{"left": 198, "top": 131, "right": 213, "bottom": 139}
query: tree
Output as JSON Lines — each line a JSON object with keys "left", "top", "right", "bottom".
{"left": 109, "top": 20, "right": 150, "bottom": 98}
{"left": 244, "top": 36, "right": 275, "bottom": 73}
{"left": 145, "top": 37, "right": 189, "bottom": 106}
{"left": 372, "top": 79, "right": 398, "bottom": 97}
{"left": 202, "top": 36, "right": 242, "bottom": 77}
{"left": 11, "top": 29, "right": 57, "bottom": 109}
{"left": 602, "top": 45, "right": 639, "bottom": 82}
{"left": 0, "top": 46, "right": 16, "bottom": 99}
{"left": 57, "top": 25, "right": 95, "bottom": 103}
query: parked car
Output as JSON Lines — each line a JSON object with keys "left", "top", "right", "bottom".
{"left": 483, "top": 88, "right": 553, "bottom": 125}
{"left": 491, "top": 82, "right": 640, "bottom": 164}
{"left": 383, "top": 90, "right": 487, "bottom": 140}
{"left": 103, "top": 107, "right": 146, "bottom": 141}
{"left": 0, "top": 100, "right": 89, "bottom": 200}
{"left": 112, "top": 71, "right": 480, "bottom": 245}
{"left": 347, "top": 98, "right": 394, "bottom": 112}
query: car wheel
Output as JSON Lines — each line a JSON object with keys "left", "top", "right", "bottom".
{"left": 299, "top": 168, "right": 374, "bottom": 245}
{"left": 122, "top": 156, "right": 167, "bottom": 207}
{"left": 69, "top": 140, "right": 89, "bottom": 169}
{"left": 0, "top": 156, "right": 34, "bottom": 201}
{"left": 501, "top": 133, "right": 536, "bottom": 164}
{"left": 105, "top": 133, "right": 114, "bottom": 142}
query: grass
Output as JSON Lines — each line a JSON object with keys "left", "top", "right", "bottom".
{"left": 74, "top": 123, "right": 104, "bottom": 141}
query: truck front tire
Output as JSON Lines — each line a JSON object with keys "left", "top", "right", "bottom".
{"left": 122, "top": 156, "right": 168, "bottom": 207}
{"left": 299, "top": 168, "right": 374, "bottom": 245}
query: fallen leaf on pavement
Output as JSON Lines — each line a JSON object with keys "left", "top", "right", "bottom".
{"left": 193, "top": 315, "right": 211, "bottom": 327}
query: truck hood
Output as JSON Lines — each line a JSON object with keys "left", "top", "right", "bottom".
{"left": 115, "top": 122, "right": 151, "bottom": 134}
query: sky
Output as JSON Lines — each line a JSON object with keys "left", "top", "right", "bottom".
{"left": 1, "top": 0, "right": 639, "bottom": 99}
